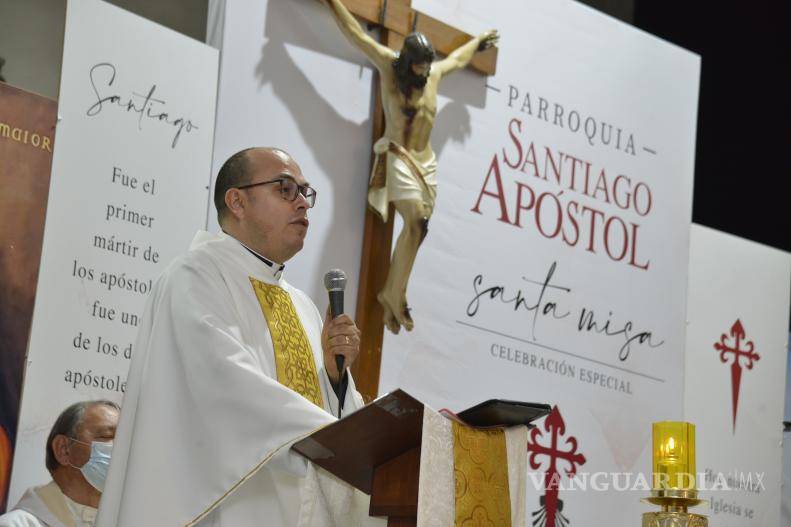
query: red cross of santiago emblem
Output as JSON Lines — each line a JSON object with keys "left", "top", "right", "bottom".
{"left": 528, "top": 406, "right": 586, "bottom": 527}
{"left": 713, "top": 319, "right": 759, "bottom": 433}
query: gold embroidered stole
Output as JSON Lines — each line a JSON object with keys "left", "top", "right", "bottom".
{"left": 452, "top": 422, "right": 512, "bottom": 527}
{"left": 249, "top": 277, "right": 324, "bottom": 408}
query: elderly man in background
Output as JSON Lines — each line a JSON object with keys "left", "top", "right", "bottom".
{"left": 0, "top": 401, "right": 119, "bottom": 527}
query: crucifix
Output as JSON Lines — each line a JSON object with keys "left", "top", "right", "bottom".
{"left": 319, "top": 0, "right": 499, "bottom": 401}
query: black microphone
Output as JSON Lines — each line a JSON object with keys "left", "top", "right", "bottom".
{"left": 323, "top": 269, "right": 347, "bottom": 375}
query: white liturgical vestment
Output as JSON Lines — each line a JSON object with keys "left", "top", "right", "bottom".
{"left": 0, "top": 481, "right": 97, "bottom": 527}
{"left": 95, "top": 231, "right": 365, "bottom": 527}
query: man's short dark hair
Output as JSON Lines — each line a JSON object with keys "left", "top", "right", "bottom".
{"left": 45, "top": 400, "right": 120, "bottom": 474}
{"left": 214, "top": 148, "right": 255, "bottom": 223}
{"left": 393, "top": 32, "right": 435, "bottom": 95}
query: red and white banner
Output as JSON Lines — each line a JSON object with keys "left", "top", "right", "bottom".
{"left": 685, "top": 224, "right": 790, "bottom": 526}
{"left": 378, "top": 1, "right": 700, "bottom": 524}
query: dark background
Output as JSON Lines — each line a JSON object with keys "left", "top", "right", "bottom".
{"left": 632, "top": 1, "right": 790, "bottom": 254}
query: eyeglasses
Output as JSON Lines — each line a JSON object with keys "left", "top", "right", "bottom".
{"left": 236, "top": 177, "right": 317, "bottom": 208}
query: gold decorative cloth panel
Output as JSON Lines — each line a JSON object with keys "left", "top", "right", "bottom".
{"left": 452, "top": 422, "right": 512, "bottom": 527}
{"left": 249, "top": 277, "right": 323, "bottom": 408}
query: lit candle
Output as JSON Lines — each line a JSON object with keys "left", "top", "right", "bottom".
{"left": 652, "top": 422, "right": 696, "bottom": 491}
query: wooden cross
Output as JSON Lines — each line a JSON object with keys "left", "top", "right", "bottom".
{"left": 341, "top": 0, "right": 499, "bottom": 401}
{"left": 334, "top": 0, "right": 497, "bottom": 74}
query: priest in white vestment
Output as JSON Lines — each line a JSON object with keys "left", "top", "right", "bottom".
{"left": 0, "top": 401, "right": 119, "bottom": 527}
{"left": 96, "top": 148, "right": 367, "bottom": 527}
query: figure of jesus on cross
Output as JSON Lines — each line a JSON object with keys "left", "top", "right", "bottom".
{"left": 323, "top": 0, "right": 498, "bottom": 334}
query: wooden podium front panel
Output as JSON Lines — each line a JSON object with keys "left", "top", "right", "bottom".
{"left": 292, "top": 390, "right": 424, "bottom": 494}
{"left": 386, "top": 518, "right": 417, "bottom": 527}
{"left": 369, "top": 447, "right": 420, "bottom": 518}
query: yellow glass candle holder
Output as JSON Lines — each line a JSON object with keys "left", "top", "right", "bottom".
{"left": 642, "top": 421, "right": 707, "bottom": 527}
{"left": 653, "top": 421, "right": 696, "bottom": 491}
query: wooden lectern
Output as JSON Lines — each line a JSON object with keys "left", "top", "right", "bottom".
{"left": 293, "top": 390, "right": 424, "bottom": 526}
{"left": 292, "top": 390, "right": 550, "bottom": 526}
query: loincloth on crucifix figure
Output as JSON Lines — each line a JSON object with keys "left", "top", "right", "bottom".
{"left": 367, "top": 137, "right": 437, "bottom": 223}
{"left": 367, "top": 136, "right": 438, "bottom": 334}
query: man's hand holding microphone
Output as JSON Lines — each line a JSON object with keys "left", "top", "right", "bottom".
{"left": 320, "top": 269, "right": 360, "bottom": 385}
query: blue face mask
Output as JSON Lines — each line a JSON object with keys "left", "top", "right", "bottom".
{"left": 69, "top": 440, "right": 112, "bottom": 492}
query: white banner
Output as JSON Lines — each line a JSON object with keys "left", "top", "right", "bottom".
{"left": 684, "top": 224, "right": 791, "bottom": 526}
{"left": 377, "top": 0, "right": 700, "bottom": 524}
{"left": 208, "top": 0, "right": 374, "bottom": 310}
{"left": 8, "top": 0, "right": 217, "bottom": 506}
